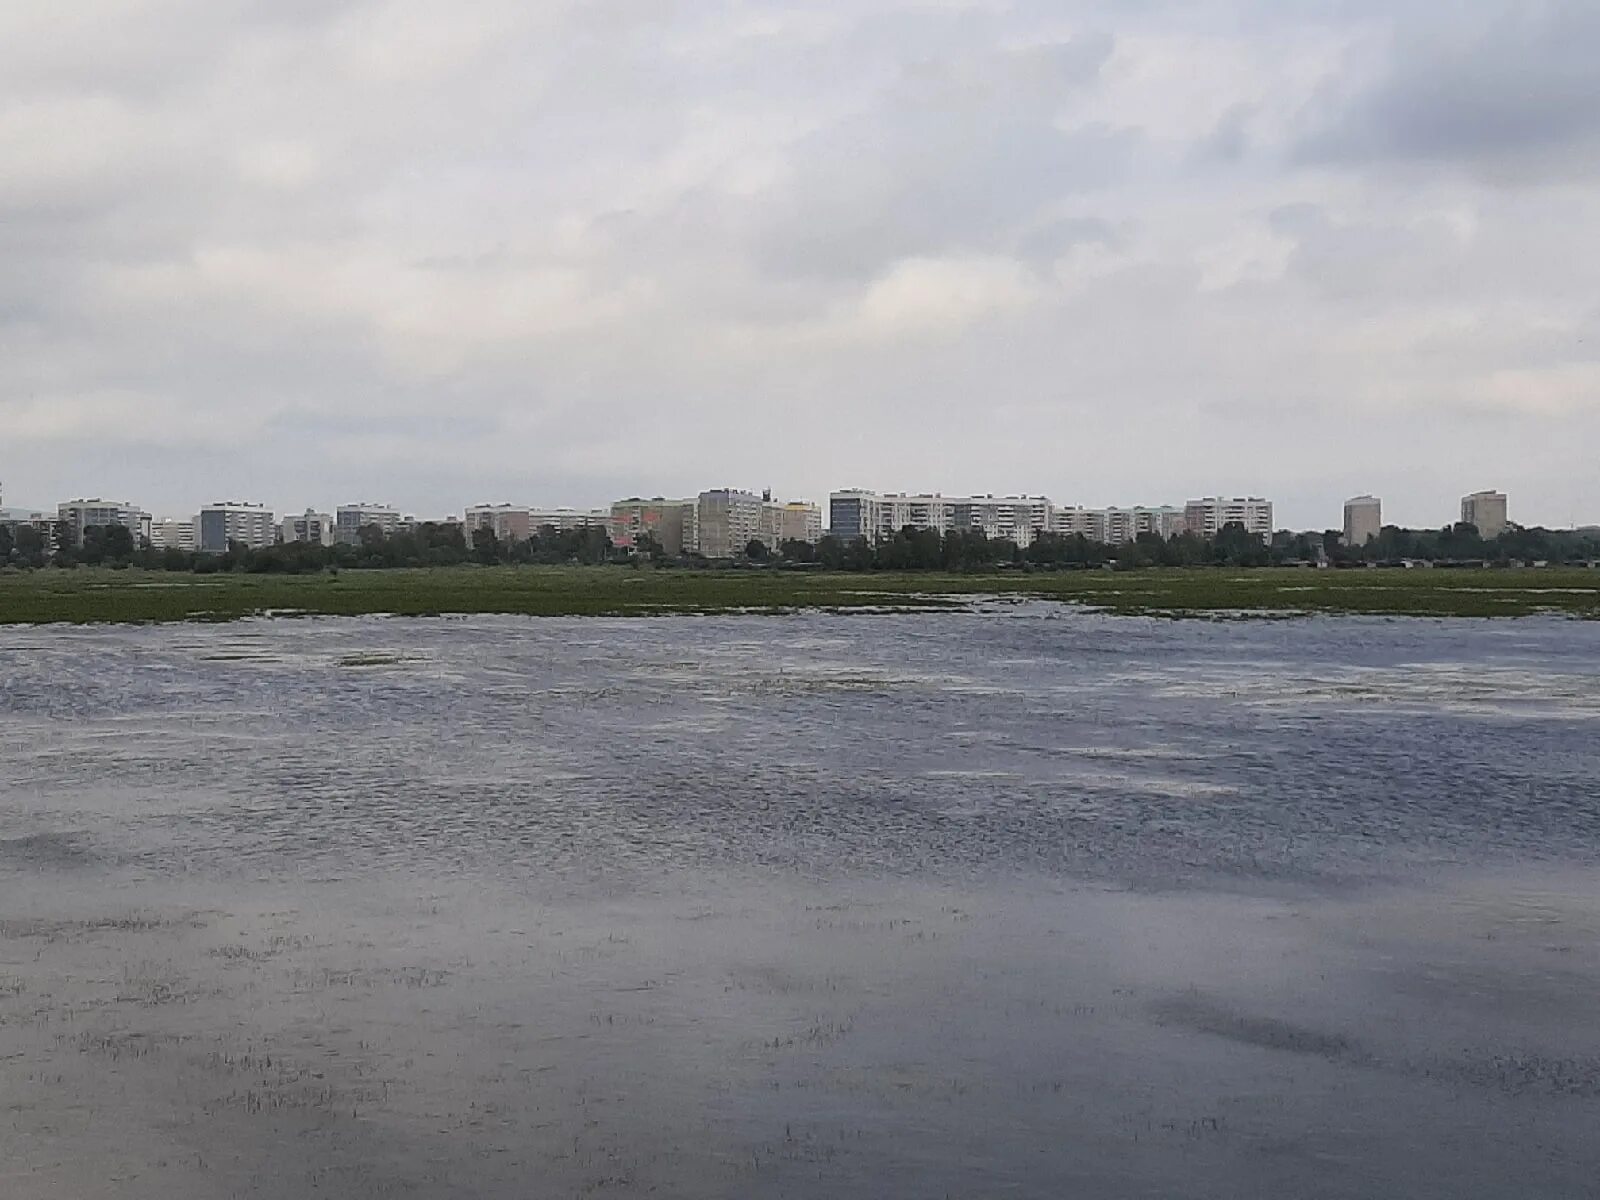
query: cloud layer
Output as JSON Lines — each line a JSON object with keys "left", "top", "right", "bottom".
{"left": 2, "top": 0, "right": 1597, "bottom": 528}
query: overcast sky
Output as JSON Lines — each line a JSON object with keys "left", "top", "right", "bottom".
{"left": 2, "top": 0, "right": 1596, "bottom": 529}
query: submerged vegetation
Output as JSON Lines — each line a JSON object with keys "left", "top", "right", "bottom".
{"left": 1, "top": 564, "right": 1598, "bottom": 625}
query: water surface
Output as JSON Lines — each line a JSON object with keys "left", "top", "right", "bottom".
{"left": 1, "top": 607, "right": 1597, "bottom": 1197}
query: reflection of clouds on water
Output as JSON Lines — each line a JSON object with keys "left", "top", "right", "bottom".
{"left": 2, "top": 609, "right": 1600, "bottom": 1196}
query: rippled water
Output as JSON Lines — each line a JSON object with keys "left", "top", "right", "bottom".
{"left": 1, "top": 607, "right": 1598, "bottom": 1197}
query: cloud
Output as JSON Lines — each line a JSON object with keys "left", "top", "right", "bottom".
{"left": 1, "top": 0, "right": 1598, "bottom": 528}
{"left": 1296, "top": 1, "right": 1600, "bottom": 181}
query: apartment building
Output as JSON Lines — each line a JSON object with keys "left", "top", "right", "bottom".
{"left": 57, "top": 499, "right": 153, "bottom": 546}
{"left": 462, "top": 504, "right": 532, "bottom": 543}
{"left": 697, "top": 489, "right": 765, "bottom": 558}
{"left": 148, "top": 519, "right": 196, "bottom": 552}
{"left": 1344, "top": 495, "right": 1382, "bottom": 546}
{"left": 1052, "top": 506, "right": 1108, "bottom": 542}
{"left": 335, "top": 503, "right": 401, "bottom": 545}
{"left": 1461, "top": 490, "right": 1508, "bottom": 539}
{"left": 197, "top": 502, "right": 276, "bottom": 552}
{"left": 828, "top": 490, "right": 1053, "bottom": 548}
{"left": 282, "top": 510, "right": 336, "bottom": 546}
{"left": 528, "top": 508, "right": 611, "bottom": 534}
{"left": 0, "top": 484, "right": 56, "bottom": 550}
{"left": 1103, "top": 506, "right": 1187, "bottom": 544}
{"left": 610, "top": 498, "right": 699, "bottom": 556}
{"left": 762, "top": 500, "right": 824, "bottom": 548}
{"left": 1184, "top": 496, "right": 1274, "bottom": 543}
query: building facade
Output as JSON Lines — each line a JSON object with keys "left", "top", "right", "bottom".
{"left": 1184, "top": 496, "right": 1274, "bottom": 543}
{"left": 462, "top": 504, "right": 532, "bottom": 543}
{"left": 283, "top": 510, "right": 336, "bottom": 546}
{"left": 528, "top": 508, "right": 611, "bottom": 534}
{"left": 1461, "top": 490, "right": 1508, "bottom": 539}
{"left": 610, "top": 498, "right": 699, "bottom": 556}
{"left": 697, "top": 489, "right": 765, "bottom": 558}
{"left": 57, "top": 499, "right": 153, "bottom": 546}
{"left": 763, "top": 501, "right": 824, "bottom": 548}
{"left": 198, "top": 502, "right": 276, "bottom": 552}
{"left": 335, "top": 504, "right": 401, "bottom": 545}
{"left": 148, "top": 519, "right": 196, "bottom": 552}
{"left": 1344, "top": 495, "right": 1382, "bottom": 546}
{"left": 827, "top": 490, "right": 1053, "bottom": 548}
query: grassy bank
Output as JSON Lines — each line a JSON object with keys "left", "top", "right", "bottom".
{"left": 1, "top": 565, "right": 1599, "bottom": 625}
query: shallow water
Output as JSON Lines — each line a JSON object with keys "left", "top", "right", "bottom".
{"left": 1, "top": 607, "right": 1598, "bottom": 1197}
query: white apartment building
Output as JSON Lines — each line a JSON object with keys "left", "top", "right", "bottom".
{"left": 610, "top": 498, "right": 700, "bottom": 556}
{"left": 283, "top": 510, "right": 336, "bottom": 546}
{"left": 1184, "top": 496, "right": 1274, "bottom": 543}
{"left": 1344, "top": 495, "right": 1382, "bottom": 546}
{"left": 528, "top": 508, "right": 611, "bottom": 534}
{"left": 697, "top": 489, "right": 766, "bottom": 558}
{"left": 57, "top": 499, "right": 153, "bottom": 546}
{"left": 1052, "top": 506, "right": 1108, "bottom": 542}
{"left": 1102, "top": 506, "right": 1187, "bottom": 544}
{"left": 148, "top": 519, "right": 196, "bottom": 552}
{"left": 335, "top": 503, "right": 401, "bottom": 545}
{"left": 827, "top": 490, "right": 1054, "bottom": 548}
{"left": 1460, "top": 490, "right": 1508, "bottom": 539}
{"left": 197, "top": 502, "right": 276, "bottom": 552}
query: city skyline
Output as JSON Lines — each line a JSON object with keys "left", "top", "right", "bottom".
{"left": 8, "top": 480, "right": 1563, "bottom": 549}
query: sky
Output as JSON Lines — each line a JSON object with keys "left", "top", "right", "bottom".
{"left": 2, "top": 0, "right": 1597, "bottom": 530}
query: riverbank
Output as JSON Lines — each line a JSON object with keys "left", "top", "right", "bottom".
{"left": 2, "top": 565, "right": 1599, "bottom": 624}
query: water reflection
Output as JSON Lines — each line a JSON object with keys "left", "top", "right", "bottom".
{"left": 0, "top": 608, "right": 1597, "bottom": 1197}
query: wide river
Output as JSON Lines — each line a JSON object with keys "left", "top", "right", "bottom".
{"left": 2, "top": 605, "right": 1598, "bottom": 1198}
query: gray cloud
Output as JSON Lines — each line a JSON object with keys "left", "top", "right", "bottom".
{"left": 1296, "top": 2, "right": 1600, "bottom": 179}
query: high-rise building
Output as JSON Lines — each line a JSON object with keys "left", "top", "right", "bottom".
{"left": 56, "top": 499, "right": 153, "bottom": 546}
{"left": 528, "top": 508, "right": 611, "bottom": 534}
{"left": 762, "top": 500, "right": 824, "bottom": 548}
{"left": 1344, "top": 495, "right": 1382, "bottom": 546}
{"left": 149, "top": 519, "right": 196, "bottom": 552}
{"left": 463, "top": 504, "right": 532, "bottom": 543}
{"left": 1460, "top": 490, "right": 1508, "bottom": 539}
{"left": 827, "top": 490, "right": 1054, "bottom": 548}
{"left": 283, "top": 510, "right": 336, "bottom": 546}
{"left": 610, "top": 498, "right": 699, "bottom": 555}
{"left": 697, "top": 489, "right": 766, "bottom": 558}
{"left": 197, "top": 502, "right": 276, "bottom": 552}
{"left": 335, "top": 503, "right": 401, "bottom": 545}
{"left": 1102, "top": 506, "right": 1187, "bottom": 544}
{"left": 1052, "top": 506, "right": 1109, "bottom": 542}
{"left": 1184, "top": 496, "right": 1274, "bottom": 543}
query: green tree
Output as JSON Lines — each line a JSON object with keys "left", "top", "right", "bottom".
{"left": 472, "top": 527, "right": 502, "bottom": 565}
{"left": 744, "top": 538, "right": 771, "bottom": 562}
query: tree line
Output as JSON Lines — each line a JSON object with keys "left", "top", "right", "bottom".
{"left": 3, "top": 517, "right": 1598, "bottom": 574}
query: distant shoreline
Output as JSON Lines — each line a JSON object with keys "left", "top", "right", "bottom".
{"left": 2, "top": 565, "right": 1599, "bottom": 625}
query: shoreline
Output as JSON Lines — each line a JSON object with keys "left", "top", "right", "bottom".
{"left": 2, "top": 564, "right": 1599, "bottom": 624}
